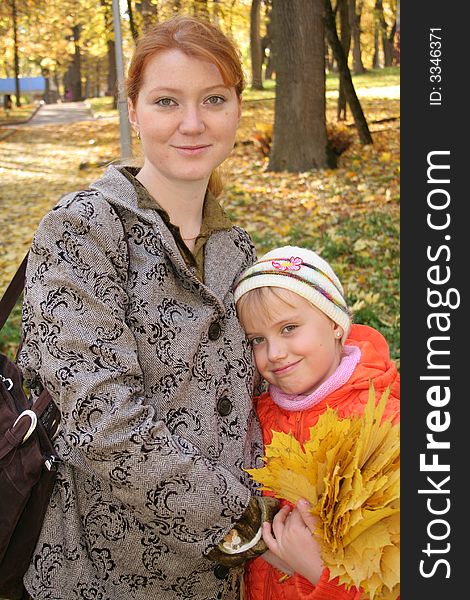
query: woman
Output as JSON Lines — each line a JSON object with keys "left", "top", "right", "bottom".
{"left": 19, "top": 16, "right": 277, "bottom": 600}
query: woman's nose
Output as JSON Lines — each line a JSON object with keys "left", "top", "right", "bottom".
{"left": 179, "top": 105, "right": 205, "bottom": 135}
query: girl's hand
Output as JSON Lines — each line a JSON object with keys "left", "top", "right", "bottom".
{"left": 262, "top": 499, "right": 324, "bottom": 585}
{"left": 261, "top": 549, "right": 294, "bottom": 576}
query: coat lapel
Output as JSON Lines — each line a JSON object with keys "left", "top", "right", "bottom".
{"left": 92, "top": 165, "right": 247, "bottom": 311}
{"left": 204, "top": 230, "right": 247, "bottom": 304}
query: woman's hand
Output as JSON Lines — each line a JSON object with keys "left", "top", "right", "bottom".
{"left": 262, "top": 499, "right": 324, "bottom": 585}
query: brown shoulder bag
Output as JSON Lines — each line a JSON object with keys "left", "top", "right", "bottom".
{"left": 0, "top": 254, "right": 60, "bottom": 600}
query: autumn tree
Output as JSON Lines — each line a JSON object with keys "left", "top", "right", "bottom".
{"left": 7, "top": 0, "right": 21, "bottom": 106}
{"left": 268, "top": 0, "right": 335, "bottom": 172}
{"left": 249, "top": 0, "right": 263, "bottom": 89}
{"left": 324, "top": 0, "right": 372, "bottom": 144}
{"left": 262, "top": 0, "right": 274, "bottom": 79}
{"left": 395, "top": 0, "right": 399, "bottom": 64}
{"left": 193, "top": 0, "right": 210, "bottom": 20}
{"left": 100, "top": 0, "right": 117, "bottom": 103}
{"left": 349, "top": 0, "right": 365, "bottom": 73}
{"left": 137, "top": 0, "right": 158, "bottom": 32}
{"left": 336, "top": 0, "right": 351, "bottom": 120}
{"left": 373, "top": 0, "right": 396, "bottom": 67}
{"left": 126, "top": 0, "right": 139, "bottom": 42}
{"left": 64, "top": 25, "right": 84, "bottom": 101}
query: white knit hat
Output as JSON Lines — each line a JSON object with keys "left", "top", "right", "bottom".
{"left": 234, "top": 246, "right": 352, "bottom": 343}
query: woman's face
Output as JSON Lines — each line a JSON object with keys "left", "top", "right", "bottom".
{"left": 128, "top": 48, "right": 241, "bottom": 186}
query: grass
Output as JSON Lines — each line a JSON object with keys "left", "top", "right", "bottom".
{"left": 326, "top": 66, "right": 399, "bottom": 90}
{"left": 86, "top": 66, "right": 400, "bottom": 113}
{"left": 0, "top": 299, "right": 22, "bottom": 359}
{"left": 0, "top": 102, "right": 39, "bottom": 126}
{"left": 0, "top": 67, "right": 399, "bottom": 365}
{"left": 87, "top": 96, "right": 118, "bottom": 118}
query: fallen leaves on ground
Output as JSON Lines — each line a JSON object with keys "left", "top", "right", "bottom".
{"left": 0, "top": 95, "right": 399, "bottom": 363}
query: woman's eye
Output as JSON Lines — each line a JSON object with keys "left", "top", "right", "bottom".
{"left": 156, "top": 97, "right": 176, "bottom": 107}
{"left": 205, "top": 95, "right": 225, "bottom": 105}
{"left": 250, "top": 336, "right": 264, "bottom": 346}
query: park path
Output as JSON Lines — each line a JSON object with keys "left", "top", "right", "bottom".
{"left": 0, "top": 101, "right": 111, "bottom": 289}
{"left": 25, "top": 101, "right": 95, "bottom": 126}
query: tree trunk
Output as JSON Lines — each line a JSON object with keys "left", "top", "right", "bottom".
{"left": 127, "top": 0, "right": 139, "bottom": 42}
{"left": 349, "top": 0, "right": 365, "bottom": 74}
{"left": 54, "top": 73, "right": 61, "bottom": 99}
{"left": 101, "top": 0, "right": 117, "bottom": 106}
{"left": 337, "top": 0, "right": 351, "bottom": 120}
{"left": 263, "top": 2, "right": 274, "bottom": 80}
{"left": 71, "top": 25, "right": 83, "bottom": 101}
{"left": 395, "top": 0, "right": 400, "bottom": 65}
{"left": 325, "top": 0, "right": 372, "bottom": 145}
{"left": 250, "top": 0, "right": 263, "bottom": 89}
{"left": 268, "top": 0, "right": 336, "bottom": 172}
{"left": 107, "top": 39, "right": 117, "bottom": 107}
{"left": 138, "top": 0, "right": 157, "bottom": 31}
{"left": 193, "top": 0, "right": 210, "bottom": 21}
{"left": 96, "top": 58, "right": 101, "bottom": 97}
{"left": 325, "top": 41, "right": 334, "bottom": 72}
{"left": 373, "top": 14, "right": 380, "bottom": 68}
{"left": 213, "top": 0, "right": 221, "bottom": 26}
{"left": 375, "top": 0, "right": 395, "bottom": 67}
{"left": 10, "top": 0, "right": 21, "bottom": 107}
{"left": 383, "top": 22, "right": 396, "bottom": 67}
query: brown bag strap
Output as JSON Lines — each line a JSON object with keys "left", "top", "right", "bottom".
{"left": 33, "top": 388, "right": 53, "bottom": 415}
{"left": 0, "top": 253, "right": 28, "bottom": 331}
{"left": 0, "top": 388, "right": 54, "bottom": 460}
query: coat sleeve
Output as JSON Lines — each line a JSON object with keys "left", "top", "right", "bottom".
{"left": 294, "top": 569, "right": 362, "bottom": 600}
{"left": 19, "top": 194, "right": 252, "bottom": 558}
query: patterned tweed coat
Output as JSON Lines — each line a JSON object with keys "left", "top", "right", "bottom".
{"left": 18, "top": 165, "right": 263, "bottom": 600}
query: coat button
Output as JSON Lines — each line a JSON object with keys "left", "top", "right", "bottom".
{"left": 217, "top": 397, "right": 233, "bottom": 417}
{"left": 214, "top": 564, "right": 229, "bottom": 580}
{"left": 208, "top": 322, "right": 221, "bottom": 341}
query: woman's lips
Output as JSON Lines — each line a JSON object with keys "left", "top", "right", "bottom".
{"left": 173, "top": 144, "right": 211, "bottom": 156}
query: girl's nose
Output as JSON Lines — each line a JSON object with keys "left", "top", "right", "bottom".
{"left": 179, "top": 105, "right": 205, "bottom": 135}
{"left": 267, "top": 340, "right": 287, "bottom": 363}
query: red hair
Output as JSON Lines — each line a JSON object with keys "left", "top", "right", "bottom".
{"left": 126, "top": 16, "right": 244, "bottom": 197}
{"left": 127, "top": 16, "right": 245, "bottom": 104}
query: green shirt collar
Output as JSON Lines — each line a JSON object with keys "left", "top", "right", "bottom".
{"left": 120, "top": 166, "right": 231, "bottom": 232}
{"left": 120, "top": 166, "right": 232, "bottom": 281}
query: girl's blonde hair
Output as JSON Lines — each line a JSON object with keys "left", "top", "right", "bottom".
{"left": 236, "top": 287, "right": 304, "bottom": 328}
{"left": 126, "top": 15, "right": 245, "bottom": 197}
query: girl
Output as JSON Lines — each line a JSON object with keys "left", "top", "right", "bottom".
{"left": 234, "top": 245, "right": 400, "bottom": 600}
{"left": 18, "top": 16, "right": 278, "bottom": 600}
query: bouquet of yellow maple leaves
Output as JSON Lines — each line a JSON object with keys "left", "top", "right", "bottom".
{"left": 245, "top": 384, "right": 400, "bottom": 600}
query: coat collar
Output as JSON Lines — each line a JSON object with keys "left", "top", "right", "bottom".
{"left": 90, "top": 164, "right": 247, "bottom": 312}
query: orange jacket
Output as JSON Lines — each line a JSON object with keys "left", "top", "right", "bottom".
{"left": 245, "top": 324, "right": 400, "bottom": 600}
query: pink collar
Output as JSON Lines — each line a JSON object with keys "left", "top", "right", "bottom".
{"left": 269, "top": 345, "right": 361, "bottom": 412}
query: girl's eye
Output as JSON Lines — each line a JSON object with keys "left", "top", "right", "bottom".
{"left": 282, "top": 324, "right": 297, "bottom": 334}
{"left": 250, "top": 336, "right": 265, "bottom": 347}
{"left": 205, "top": 95, "right": 225, "bottom": 105}
{"left": 156, "top": 97, "right": 176, "bottom": 107}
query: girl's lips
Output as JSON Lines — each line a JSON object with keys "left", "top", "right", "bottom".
{"left": 272, "top": 360, "right": 301, "bottom": 375}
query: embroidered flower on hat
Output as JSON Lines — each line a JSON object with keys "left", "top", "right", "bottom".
{"left": 272, "top": 257, "right": 302, "bottom": 272}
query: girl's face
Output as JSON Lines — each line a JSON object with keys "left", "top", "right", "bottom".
{"left": 240, "top": 290, "right": 343, "bottom": 396}
{"left": 128, "top": 48, "right": 241, "bottom": 187}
